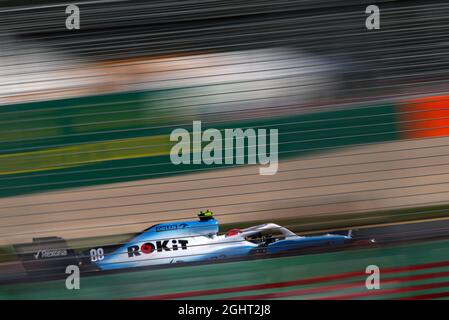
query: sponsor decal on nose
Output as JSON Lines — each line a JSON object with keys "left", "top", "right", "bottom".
{"left": 127, "top": 239, "right": 189, "bottom": 257}
{"left": 141, "top": 243, "right": 155, "bottom": 254}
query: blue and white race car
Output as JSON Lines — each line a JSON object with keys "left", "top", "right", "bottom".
{"left": 82, "top": 211, "right": 357, "bottom": 271}
{"left": 15, "top": 211, "right": 367, "bottom": 276}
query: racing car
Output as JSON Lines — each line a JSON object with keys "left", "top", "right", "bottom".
{"left": 14, "top": 211, "right": 366, "bottom": 276}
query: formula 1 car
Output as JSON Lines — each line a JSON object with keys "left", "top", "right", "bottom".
{"left": 14, "top": 211, "right": 365, "bottom": 276}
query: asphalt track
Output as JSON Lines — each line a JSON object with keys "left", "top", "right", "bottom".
{"left": 5, "top": 134, "right": 449, "bottom": 246}
{"left": 2, "top": 217, "right": 449, "bottom": 286}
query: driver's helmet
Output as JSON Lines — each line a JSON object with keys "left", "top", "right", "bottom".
{"left": 198, "top": 210, "right": 214, "bottom": 221}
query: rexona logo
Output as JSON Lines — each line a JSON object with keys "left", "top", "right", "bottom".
{"left": 155, "top": 223, "right": 188, "bottom": 232}
{"left": 34, "top": 249, "right": 68, "bottom": 259}
{"left": 127, "top": 239, "right": 189, "bottom": 257}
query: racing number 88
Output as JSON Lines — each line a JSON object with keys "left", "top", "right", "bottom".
{"left": 90, "top": 248, "right": 104, "bottom": 262}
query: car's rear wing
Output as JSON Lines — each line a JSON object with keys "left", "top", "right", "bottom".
{"left": 13, "top": 237, "right": 80, "bottom": 277}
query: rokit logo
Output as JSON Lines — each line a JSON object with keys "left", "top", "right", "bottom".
{"left": 34, "top": 249, "right": 68, "bottom": 259}
{"left": 127, "top": 239, "right": 189, "bottom": 257}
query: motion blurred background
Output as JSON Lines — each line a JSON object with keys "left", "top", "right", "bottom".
{"left": 3, "top": 0, "right": 449, "bottom": 299}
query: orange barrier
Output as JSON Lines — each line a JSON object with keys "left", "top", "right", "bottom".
{"left": 400, "top": 95, "right": 449, "bottom": 139}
